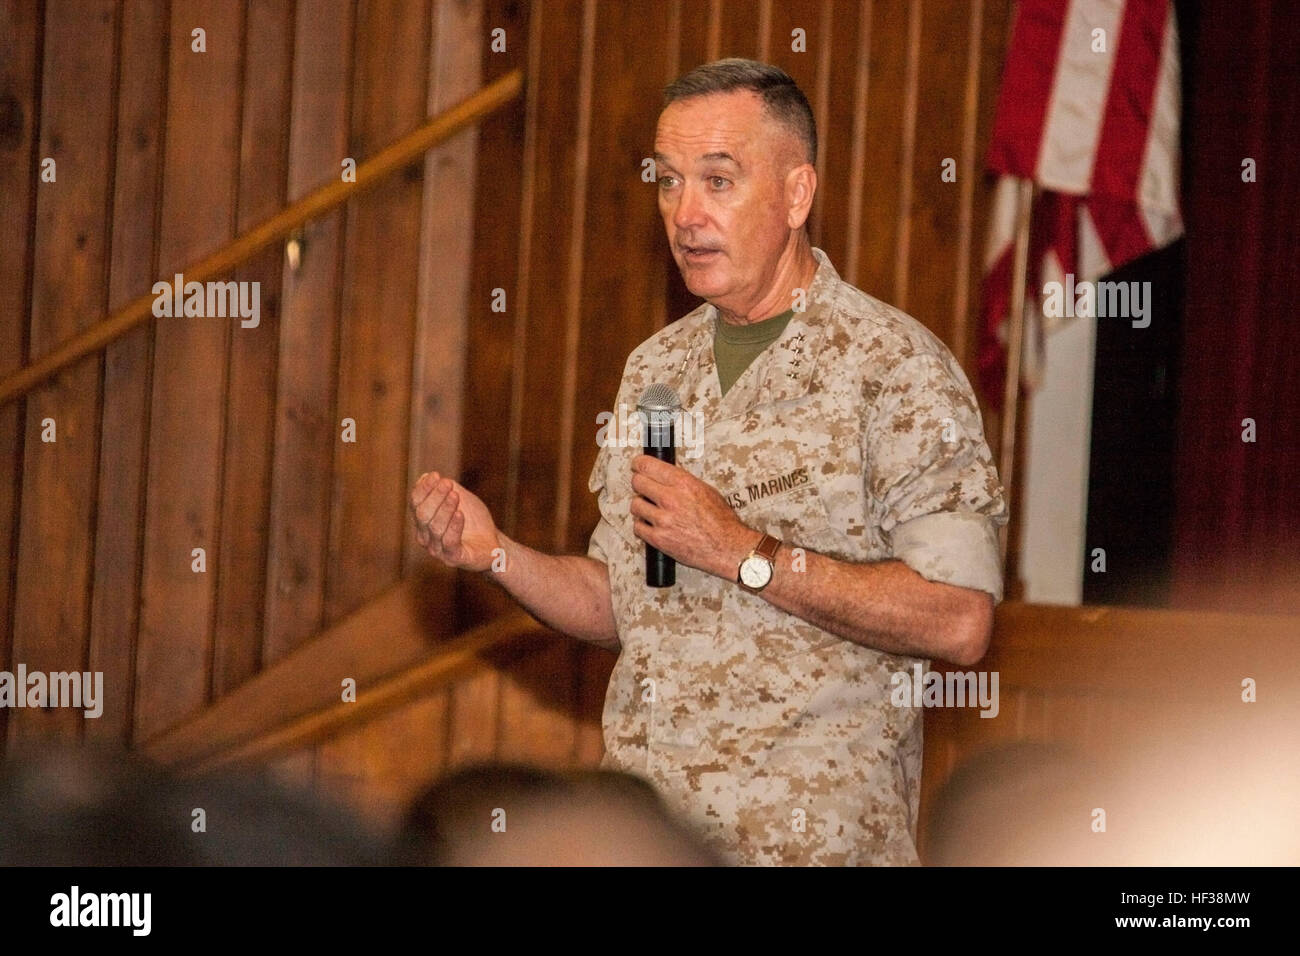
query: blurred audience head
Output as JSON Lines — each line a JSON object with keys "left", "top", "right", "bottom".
{"left": 0, "top": 742, "right": 385, "bottom": 865}
{"left": 395, "top": 762, "right": 722, "bottom": 866}
{"left": 924, "top": 741, "right": 1115, "bottom": 866}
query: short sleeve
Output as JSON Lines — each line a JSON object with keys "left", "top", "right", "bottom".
{"left": 866, "top": 351, "right": 1009, "bottom": 602}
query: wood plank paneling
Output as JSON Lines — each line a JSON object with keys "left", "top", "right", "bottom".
{"left": 455, "top": 0, "right": 529, "bottom": 632}
{"left": 134, "top": 0, "right": 245, "bottom": 741}
{"left": 715, "top": 0, "right": 761, "bottom": 60}
{"left": 404, "top": 0, "right": 483, "bottom": 573}
{"left": 510, "top": 0, "right": 585, "bottom": 551}
{"left": 854, "top": 0, "right": 911, "bottom": 302}
{"left": 143, "top": 571, "right": 458, "bottom": 767}
{"left": 676, "top": 0, "right": 711, "bottom": 74}
{"left": 906, "top": 0, "right": 975, "bottom": 347}
{"left": 360, "top": 693, "right": 448, "bottom": 820}
{"left": 446, "top": 666, "right": 500, "bottom": 765}
{"left": 324, "top": 0, "right": 431, "bottom": 624}
{"left": 9, "top": 0, "right": 117, "bottom": 742}
{"left": 86, "top": 0, "right": 168, "bottom": 744}
{"left": 262, "top": 0, "right": 355, "bottom": 664}
{"left": 212, "top": 0, "right": 294, "bottom": 697}
{"left": 496, "top": 637, "right": 580, "bottom": 768}
{"left": 811, "top": 0, "right": 863, "bottom": 269}
{"left": 0, "top": 0, "right": 43, "bottom": 746}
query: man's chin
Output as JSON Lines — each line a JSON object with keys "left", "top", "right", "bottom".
{"left": 678, "top": 266, "right": 727, "bottom": 298}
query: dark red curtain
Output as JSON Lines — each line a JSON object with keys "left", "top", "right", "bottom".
{"left": 1170, "top": 2, "right": 1300, "bottom": 615}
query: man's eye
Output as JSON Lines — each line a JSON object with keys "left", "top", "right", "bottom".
{"left": 709, "top": 177, "right": 730, "bottom": 189}
{"left": 657, "top": 176, "right": 677, "bottom": 188}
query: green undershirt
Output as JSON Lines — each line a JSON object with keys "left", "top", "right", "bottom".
{"left": 714, "top": 308, "right": 796, "bottom": 396}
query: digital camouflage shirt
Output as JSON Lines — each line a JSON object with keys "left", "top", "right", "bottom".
{"left": 586, "top": 247, "right": 1008, "bottom": 865}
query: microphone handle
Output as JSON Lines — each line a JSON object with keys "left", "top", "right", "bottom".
{"left": 644, "top": 439, "right": 675, "bottom": 587}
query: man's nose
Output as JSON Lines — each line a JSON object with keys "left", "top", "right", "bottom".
{"left": 672, "top": 183, "right": 706, "bottom": 231}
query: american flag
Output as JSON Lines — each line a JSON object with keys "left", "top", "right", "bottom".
{"left": 978, "top": 0, "right": 1184, "bottom": 408}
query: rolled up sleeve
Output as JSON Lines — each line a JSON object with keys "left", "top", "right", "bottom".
{"left": 587, "top": 514, "right": 617, "bottom": 565}
{"left": 866, "top": 351, "right": 1009, "bottom": 602}
{"left": 585, "top": 438, "right": 616, "bottom": 565}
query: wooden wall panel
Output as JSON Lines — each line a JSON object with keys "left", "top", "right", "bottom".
{"left": 262, "top": 0, "right": 354, "bottom": 664}
{"left": 315, "top": 694, "right": 447, "bottom": 829}
{"left": 210, "top": 0, "right": 294, "bottom": 698}
{"left": 87, "top": 0, "right": 168, "bottom": 744}
{"left": 905, "top": 0, "right": 973, "bottom": 347}
{"left": 676, "top": 0, "right": 711, "bottom": 75}
{"left": 496, "top": 638, "right": 580, "bottom": 767}
{"left": 8, "top": 0, "right": 117, "bottom": 742}
{"left": 0, "top": 0, "right": 42, "bottom": 746}
{"left": 359, "top": 693, "right": 448, "bottom": 819}
{"left": 455, "top": 0, "right": 528, "bottom": 632}
{"left": 404, "top": 0, "right": 483, "bottom": 573}
{"left": 854, "top": 0, "right": 911, "bottom": 304}
{"left": 446, "top": 666, "right": 500, "bottom": 765}
{"left": 819, "top": 1, "right": 867, "bottom": 273}
{"left": 513, "top": 0, "right": 587, "bottom": 552}
{"left": 324, "top": 0, "right": 431, "bottom": 624}
{"left": 134, "top": 0, "right": 245, "bottom": 741}
{"left": 714, "top": 0, "right": 761, "bottom": 60}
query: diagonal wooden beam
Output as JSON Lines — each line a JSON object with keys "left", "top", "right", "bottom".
{"left": 188, "top": 612, "right": 556, "bottom": 774}
{"left": 141, "top": 567, "right": 456, "bottom": 767}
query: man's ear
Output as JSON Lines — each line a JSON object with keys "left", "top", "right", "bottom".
{"left": 785, "top": 162, "right": 817, "bottom": 230}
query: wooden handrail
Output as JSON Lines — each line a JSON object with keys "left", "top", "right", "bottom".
{"left": 0, "top": 68, "right": 523, "bottom": 407}
{"left": 142, "top": 570, "right": 455, "bottom": 767}
{"left": 157, "top": 605, "right": 555, "bottom": 774}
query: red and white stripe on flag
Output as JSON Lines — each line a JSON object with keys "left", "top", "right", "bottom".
{"left": 977, "top": 0, "right": 1183, "bottom": 408}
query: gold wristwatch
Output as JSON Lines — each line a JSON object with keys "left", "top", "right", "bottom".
{"left": 737, "top": 533, "right": 781, "bottom": 593}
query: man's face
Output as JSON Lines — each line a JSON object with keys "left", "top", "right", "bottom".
{"left": 654, "top": 91, "right": 804, "bottom": 313}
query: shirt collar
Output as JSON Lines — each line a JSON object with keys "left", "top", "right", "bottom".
{"left": 682, "top": 247, "right": 840, "bottom": 422}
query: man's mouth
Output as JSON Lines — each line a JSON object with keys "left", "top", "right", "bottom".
{"left": 681, "top": 245, "right": 722, "bottom": 263}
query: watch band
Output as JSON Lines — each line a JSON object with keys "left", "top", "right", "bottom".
{"left": 753, "top": 533, "right": 781, "bottom": 562}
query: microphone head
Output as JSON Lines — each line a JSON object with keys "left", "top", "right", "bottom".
{"left": 637, "top": 383, "right": 680, "bottom": 414}
{"left": 637, "top": 384, "right": 680, "bottom": 450}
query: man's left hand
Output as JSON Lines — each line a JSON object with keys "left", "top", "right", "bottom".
{"left": 629, "top": 454, "right": 758, "bottom": 580}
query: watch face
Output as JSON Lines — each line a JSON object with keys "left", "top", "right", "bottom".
{"left": 740, "top": 555, "right": 772, "bottom": 589}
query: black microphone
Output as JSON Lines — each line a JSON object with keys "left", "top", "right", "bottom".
{"left": 637, "top": 383, "right": 680, "bottom": 588}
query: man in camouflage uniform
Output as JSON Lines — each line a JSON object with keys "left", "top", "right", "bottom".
{"left": 411, "top": 59, "right": 1006, "bottom": 866}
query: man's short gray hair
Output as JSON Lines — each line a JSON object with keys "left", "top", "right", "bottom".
{"left": 663, "top": 58, "right": 817, "bottom": 167}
